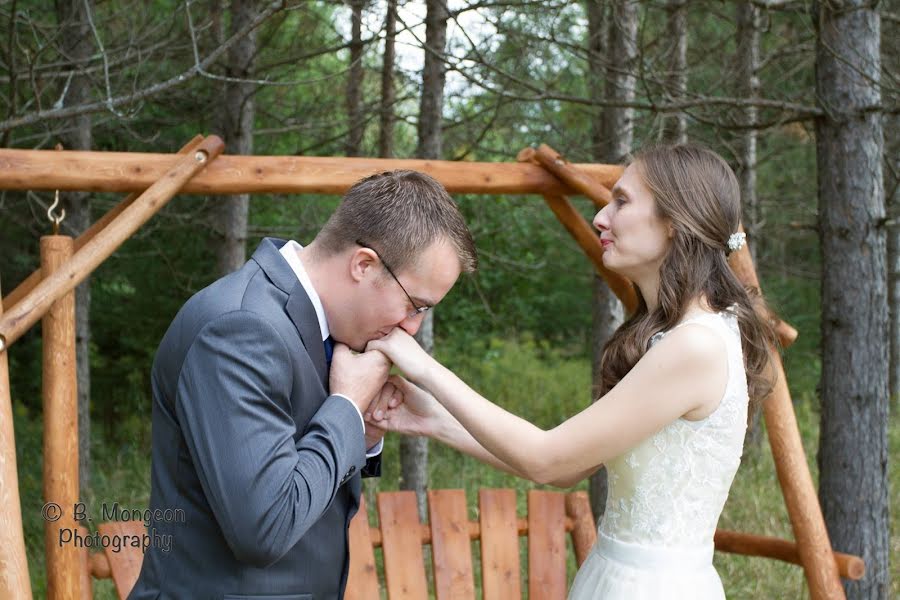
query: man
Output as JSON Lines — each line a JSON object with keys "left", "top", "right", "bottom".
{"left": 129, "top": 170, "right": 477, "bottom": 599}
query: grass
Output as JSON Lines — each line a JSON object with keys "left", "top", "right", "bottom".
{"left": 14, "top": 336, "right": 899, "bottom": 598}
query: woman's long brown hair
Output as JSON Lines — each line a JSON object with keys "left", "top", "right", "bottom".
{"left": 599, "top": 144, "right": 778, "bottom": 414}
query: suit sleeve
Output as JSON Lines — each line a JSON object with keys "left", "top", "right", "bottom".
{"left": 362, "top": 454, "right": 381, "bottom": 478}
{"left": 174, "top": 310, "right": 367, "bottom": 567}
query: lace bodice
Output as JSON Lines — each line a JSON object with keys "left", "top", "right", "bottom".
{"left": 598, "top": 309, "right": 748, "bottom": 548}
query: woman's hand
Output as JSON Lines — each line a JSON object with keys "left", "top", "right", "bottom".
{"left": 365, "top": 375, "right": 449, "bottom": 438}
{"left": 365, "top": 328, "right": 434, "bottom": 382}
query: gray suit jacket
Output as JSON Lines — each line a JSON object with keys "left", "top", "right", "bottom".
{"left": 129, "top": 238, "right": 380, "bottom": 600}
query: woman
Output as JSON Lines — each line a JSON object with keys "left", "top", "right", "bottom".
{"left": 364, "top": 143, "right": 777, "bottom": 599}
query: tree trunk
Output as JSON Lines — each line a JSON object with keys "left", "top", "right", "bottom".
{"left": 735, "top": 0, "right": 764, "bottom": 445}
{"left": 815, "top": 3, "right": 889, "bottom": 598}
{"left": 885, "top": 25, "right": 899, "bottom": 412}
{"left": 402, "top": 0, "right": 449, "bottom": 519}
{"left": 735, "top": 0, "right": 761, "bottom": 266}
{"left": 378, "top": 0, "right": 397, "bottom": 159}
{"left": 586, "top": 0, "right": 607, "bottom": 161}
{"left": 890, "top": 201, "right": 899, "bottom": 411}
{"left": 346, "top": 0, "right": 365, "bottom": 157}
{"left": 56, "top": 0, "right": 93, "bottom": 494}
{"left": 417, "top": 0, "right": 447, "bottom": 160}
{"left": 214, "top": 0, "right": 255, "bottom": 276}
{"left": 890, "top": 147, "right": 899, "bottom": 410}
{"left": 587, "top": 0, "right": 636, "bottom": 522}
{"left": 661, "top": 0, "right": 687, "bottom": 143}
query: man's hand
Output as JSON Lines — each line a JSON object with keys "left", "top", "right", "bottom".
{"left": 329, "top": 343, "right": 391, "bottom": 415}
{"left": 365, "top": 375, "right": 449, "bottom": 438}
{"left": 362, "top": 380, "right": 403, "bottom": 449}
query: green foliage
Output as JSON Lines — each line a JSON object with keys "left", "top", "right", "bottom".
{"left": 435, "top": 194, "right": 596, "bottom": 349}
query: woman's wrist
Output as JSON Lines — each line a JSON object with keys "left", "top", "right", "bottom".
{"left": 418, "top": 353, "right": 441, "bottom": 387}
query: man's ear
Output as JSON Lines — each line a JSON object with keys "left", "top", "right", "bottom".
{"left": 349, "top": 247, "right": 379, "bottom": 283}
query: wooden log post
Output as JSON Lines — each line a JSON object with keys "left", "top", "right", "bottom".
{"left": 764, "top": 360, "right": 845, "bottom": 597}
{"left": 0, "top": 277, "right": 33, "bottom": 599}
{"left": 0, "top": 136, "right": 224, "bottom": 351}
{"left": 41, "top": 236, "right": 82, "bottom": 599}
{"left": 2, "top": 135, "right": 206, "bottom": 312}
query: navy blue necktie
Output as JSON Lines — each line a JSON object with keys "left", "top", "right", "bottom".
{"left": 323, "top": 336, "right": 334, "bottom": 368}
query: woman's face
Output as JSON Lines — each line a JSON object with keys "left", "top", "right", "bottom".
{"left": 593, "top": 163, "right": 672, "bottom": 281}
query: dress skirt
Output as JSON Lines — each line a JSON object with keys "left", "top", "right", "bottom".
{"left": 568, "top": 532, "right": 726, "bottom": 599}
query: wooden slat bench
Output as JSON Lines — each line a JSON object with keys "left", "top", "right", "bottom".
{"left": 82, "top": 488, "right": 597, "bottom": 599}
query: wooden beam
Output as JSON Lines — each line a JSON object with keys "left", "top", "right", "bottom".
{"left": 0, "top": 136, "right": 224, "bottom": 351}
{"left": 0, "top": 148, "right": 622, "bottom": 196}
{"left": 763, "top": 358, "right": 846, "bottom": 597}
{"left": 2, "top": 135, "right": 206, "bottom": 313}
{"left": 0, "top": 278, "right": 33, "bottom": 599}
{"left": 519, "top": 145, "right": 613, "bottom": 208}
{"left": 541, "top": 194, "right": 638, "bottom": 311}
{"left": 564, "top": 491, "right": 597, "bottom": 567}
{"left": 714, "top": 529, "right": 864, "bottom": 581}
{"left": 727, "top": 225, "right": 798, "bottom": 347}
{"left": 41, "top": 236, "right": 82, "bottom": 599}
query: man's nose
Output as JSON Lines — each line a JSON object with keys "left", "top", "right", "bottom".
{"left": 399, "top": 313, "right": 424, "bottom": 336}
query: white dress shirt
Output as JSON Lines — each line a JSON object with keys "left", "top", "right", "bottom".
{"left": 280, "top": 240, "right": 383, "bottom": 457}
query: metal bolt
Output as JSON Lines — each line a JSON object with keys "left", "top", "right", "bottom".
{"left": 194, "top": 151, "right": 207, "bottom": 163}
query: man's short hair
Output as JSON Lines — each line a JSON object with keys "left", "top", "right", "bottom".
{"left": 316, "top": 170, "right": 477, "bottom": 273}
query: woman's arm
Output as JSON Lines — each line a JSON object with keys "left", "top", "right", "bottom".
{"left": 368, "top": 324, "right": 727, "bottom": 485}
{"left": 367, "top": 376, "right": 596, "bottom": 488}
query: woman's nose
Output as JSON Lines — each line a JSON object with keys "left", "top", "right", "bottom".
{"left": 593, "top": 206, "right": 610, "bottom": 232}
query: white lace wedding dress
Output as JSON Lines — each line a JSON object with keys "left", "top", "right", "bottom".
{"left": 569, "top": 310, "right": 748, "bottom": 599}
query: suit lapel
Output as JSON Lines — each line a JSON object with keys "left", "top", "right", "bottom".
{"left": 285, "top": 282, "right": 328, "bottom": 385}
{"left": 252, "top": 238, "right": 329, "bottom": 386}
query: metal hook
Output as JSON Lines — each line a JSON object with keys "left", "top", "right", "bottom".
{"left": 47, "top": 189, "right": 65, "bottom": 235}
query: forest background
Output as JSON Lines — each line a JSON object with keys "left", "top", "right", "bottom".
{"left": 0, "top": 1, "right": 897, "bottom": 598}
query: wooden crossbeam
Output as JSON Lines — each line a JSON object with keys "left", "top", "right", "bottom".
{"left": 0, "top": 148, "right": 622, "bottom": 196}
{"left": 0, "top": 136, "right": 223, "bottom": 351}
{"left": 2, "top": 135, "right": 206, "bottom": 312}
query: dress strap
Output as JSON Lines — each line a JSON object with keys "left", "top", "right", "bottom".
{"left": 650, "top": 309, "right": 737, "bottom": 347}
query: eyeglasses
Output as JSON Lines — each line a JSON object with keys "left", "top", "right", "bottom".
{"left": 356, "top": 240, "right": 433, "bottom": 319}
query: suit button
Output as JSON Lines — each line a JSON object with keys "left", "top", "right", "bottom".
{"left": 349, "top": 466, "right": 356, "bottom": 473}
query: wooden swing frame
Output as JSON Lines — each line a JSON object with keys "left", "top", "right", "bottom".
{"left": 0, "top": 134, "right": 862, "bottom": 599}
